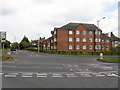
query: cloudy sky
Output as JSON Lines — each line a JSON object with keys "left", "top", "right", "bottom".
{"left": 0, "top": 0, "right": 119, "bottom": 42}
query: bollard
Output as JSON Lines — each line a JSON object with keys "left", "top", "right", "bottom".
{"left": 7, "top": 52, "right": 11, "bottom": 58}
{"left": 99, "top": 53, "right": 103, "bottom": 60}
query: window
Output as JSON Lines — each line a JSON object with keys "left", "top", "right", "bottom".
{"left": 69, "top": 31, "right": 72, "bottom": 34}
{"left": 95, "top": 31, "right": 101, "bottom": 35}
{"left": 54, "top": 38, "right": 57, "bottom": 42}
{"left": 115, "top": 41, "right": 118, "bottom": 44}
{"left": 69, "top": 38, "right": 72, "bottom": 42}
{"left": 76, "top": 38, "right": 80, "bottom": 42}
{"left": 76, "top": 45, "right": 80, "bottom": 49}
{"left": 76, "top": 31, "right": 80, "bottom": 34}
{"left": 54, "top": 46, "right": 57, "bottom": 49}
{"left": 95, "top": 38, "right": 101, "bottom": 42}
{"left": 89, "top": 38, "right": 92, "bottom": 42}
{"left": 102, "top": 45, "right": 104, "bottom": 49}
{"left": 51, "top": 46, "right": 53, "bottom": 49}
{"left": 54, "top": 31, "right": 56, "bottom": 34}
{"left": 95, "top": 45, "right": 101, "bottom": 49}
{"left": 89, "top": 45, "right": 92, "bottom": 49}
{"left": 106, "top": 40, "right": 109, "bottom": 43}
{"left": 83, "top": 45, "right": 86, "bottom": 49}
{"left": 82, "top": 31, "right": 86, "bottom": 35}
{"left": 83, "top": 38, "right": 86, "bottom": 42}
{"left": 106, "top": 46, "right": 109, "bottom": 49}
{"left": 102, "top": 40, "right": 104, "bottom": 43}
{"left": 69, "top": 45, "right": 72, "bottom": 49}
{"left": 89, "top": 31, "right": 92, "bottom": 35}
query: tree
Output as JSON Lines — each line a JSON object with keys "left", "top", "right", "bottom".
{"left": 2, "top": 40, "right": 11, "bottom": 48}
{"left": 20, "top": 36, "right": 31, "bottom": 49}
{"left": 11, "top": 42, "right": 19, "bottom": 49}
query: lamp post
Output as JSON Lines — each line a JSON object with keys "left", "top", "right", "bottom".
{"left": 97, "top": 17, "right": 105, "bottom": 55}
{"left": 38, "top": 34, "right": 40, "bottom": 53}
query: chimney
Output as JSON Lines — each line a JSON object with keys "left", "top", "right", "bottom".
{"left": 108, "top": 32, "right": 111, "bottom": 37}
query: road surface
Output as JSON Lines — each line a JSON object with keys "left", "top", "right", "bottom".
{"left": 1, "top": 50, "right": 119, "bottom": 88}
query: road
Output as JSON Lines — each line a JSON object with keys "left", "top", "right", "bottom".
{"left": 1, "top": 50, "right": 119, "bottom": 88}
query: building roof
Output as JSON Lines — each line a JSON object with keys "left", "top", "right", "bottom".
{"left": 55, "top": 23, "right": 101, "bottom": 31}
{"left": 102, "top": 33, "right": 111, "bottom": 40}
{"left": 111, "top": 32, "right": 120, "bottom": 41}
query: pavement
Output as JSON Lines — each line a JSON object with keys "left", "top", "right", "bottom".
{"left": 0, "top": 50, "right": 119, "bottom": 88}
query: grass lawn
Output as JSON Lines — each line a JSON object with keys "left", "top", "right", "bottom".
{"left": 0, "top": 49, "right": 13, "bottom": 62}
{"left": 103, "top": 57, "right": 120, "bottom": 62}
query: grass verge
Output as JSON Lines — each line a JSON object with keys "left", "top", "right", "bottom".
{"left": 103, "top": 57, "right": 120, "bottom": 63}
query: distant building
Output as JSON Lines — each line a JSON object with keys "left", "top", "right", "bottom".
{"left": 107, "top": 32, "right": 120, "bottom": 47}
{"left": 31, "top": 37, "right": 45, "bottom": 50}
{"left": 102, "top": 33, "right": 112, "bottom": 51}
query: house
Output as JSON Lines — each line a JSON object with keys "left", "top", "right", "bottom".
{"left": 102, "top": 33, "right": 112, "bottom": 51}
{"left": 107, "top": 32, "right": 120, "bottom": 47}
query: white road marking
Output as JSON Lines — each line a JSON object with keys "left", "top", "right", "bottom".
{"left": 36, "top": 73, "right": 47, "bottom": 75}
{"left": 52, "top": 74, "right": 63, "bottom": 77}
{"left": 4, "top": 73, "right": 18, "bottom": 78}
{"left": 107, "top": 73, "right": 118, "bottom": 77}
{"left": 37, "top": 75, "right": 47, "bottom": 77}
{"left": 22, "top": 73, "right": 33, "bottom": 78}
{"left": 67, "top": 75, "right": 77, "bottom": 77}
{"left": 0, "top": 73, "right": 3, "bottom": 76}
{"left": 95, "top": 74, "right": 105, "bottom": 77}
{"left": 22, "top": 75, "right": 33, "bottom": 78}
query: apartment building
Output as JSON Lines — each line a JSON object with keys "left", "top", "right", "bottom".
{"left": 49, "top": 23, "right": 105, "bottom": 52}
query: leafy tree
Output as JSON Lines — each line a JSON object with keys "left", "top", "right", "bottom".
{"left": 20, "top": 36, "right": 31, "bottom": 49}
{"left": 11, "top": 42, "right": 19, "bottom": 49}
{"left": 2, "top": 40, "right": 11, "bottom": 48}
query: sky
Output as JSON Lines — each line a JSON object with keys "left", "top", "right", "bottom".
{"left": 0, "top": 0, "right": 119, "bottom": 43}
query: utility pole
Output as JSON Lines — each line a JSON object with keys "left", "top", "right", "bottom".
{"left": 97, "top": 17, "right": 105, "bottom": 55}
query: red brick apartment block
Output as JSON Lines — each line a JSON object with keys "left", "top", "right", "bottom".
{"left": 42, "top": 23, "right": 112, "bottom": 52}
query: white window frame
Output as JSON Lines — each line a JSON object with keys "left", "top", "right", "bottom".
{"left": 102, "top": 40, "right": 104, "bottom": 43}
{"left": 51, "top": 46, "right": 53, "bottom": 49}
{"left": 76, "top": 31, "right": 80, "bottom": 34}
{"left": 89, "top": 31, "right": 92, "bottom": 35}
{"left": 106, "top": 46, "right": 109, "bottom": 49}
{"left": 69, "top": 31, "right": 72, "bottom": 34}
{"left": 54, "top": 38, "right": 57, "bottom": 42}
{"left": 69, "top": 38, "right": 72, "bottom": 42}
{"left": 89, "top": 38, "right": 92, "bottom": 42}
{"left": 76, "top": 45, "right": 80, "bottom": 50}
{"left": 82, "top": 31, "right": 86, "bottom": 35}
{"left": 95, "top": 45, "right": 101, "bottom": 49}
{"left": 102, "top": 45, "right": 104, "bottom": 49}
{"left": 69, "top": 45, "right": 72, "bottom": 50}
{"left": 54, "top": 46, "right": 57, "bottom": 49}
{"left": 95, "top": 38, "right": 101, "bottom": 42}
{"left": 54, "top": 31, "right": 56, "bottom": 34}
{"left": 106, "top": 40, "right": 109, "bottom": 43}
{"left": 89, "top": 45, "right": 92, "bottom": 49}
{"left": 83, "top": 45, "right": 86, "bottom": 49}
{"left": 83, "top": 38, "right": 86, "bottom": 42}
{"left": 76, "top": 38, "right": 80, "bottom": 42}
{"left": 95, "top": 31, "right": 101, "bottom": 35}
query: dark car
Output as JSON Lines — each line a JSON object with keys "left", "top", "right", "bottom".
{"left": 10, "top": 48, "right": 16, "bottom": 51}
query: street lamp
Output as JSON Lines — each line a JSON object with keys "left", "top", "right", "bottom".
{"left": 97, "top": 17, "right": 105, "bottom": 55}
{"left": 38, "top": 34, "right": 40, "bottom": 53}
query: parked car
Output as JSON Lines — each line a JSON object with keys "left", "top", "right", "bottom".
{"left": 10, "top": 48, "right": 16, "bottom": 51}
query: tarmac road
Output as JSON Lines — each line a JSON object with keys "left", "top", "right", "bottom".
{"left": 1, "top": 50, "right": 119, "bottom": 88}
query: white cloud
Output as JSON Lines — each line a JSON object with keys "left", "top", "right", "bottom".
{"left": 0, "top": 0, "right": 119, "bottom": 42}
